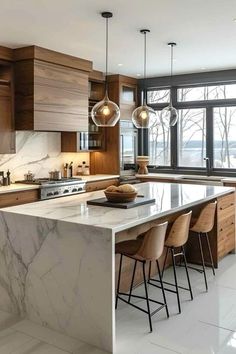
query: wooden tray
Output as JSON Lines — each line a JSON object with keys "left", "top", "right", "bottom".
{"left": 87, "top": 196, "right": 155, "bottom": 209}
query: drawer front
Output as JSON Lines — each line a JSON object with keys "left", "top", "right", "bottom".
{"left": 86, "top": 179, "right": 118, "bottom": 192}
{"left": 0, "top": 189, "right": 39, "bottom": 208}
{"left": 218, "top": 193, "right": 235, "bottom": 211}
{"left": 218, "top": 223, "right": 235, "bottom": 259}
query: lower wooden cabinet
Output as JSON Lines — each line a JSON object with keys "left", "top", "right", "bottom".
{"left": 217, "top": 192, "right": 235, "bottom": 260}
{"left": 0, "top": 189, "right": 39, "bottom": 208}
{"left": 85, "top": 179, "right": 118, "bottom": 192}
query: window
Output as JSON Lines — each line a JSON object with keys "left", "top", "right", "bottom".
{"left": 214, "top": 106, "right": 236, "bottom": 168}
{"left": 178, "top": 84, "right": 236, "bottom": 102}
{"left": 149, "top": 111, "right": 171, "bottom": 166}
{"left": 178, "top": 109, "right": 206, "bottom": 167}
{"left": 145, "top": 79, "right": 236, "bottom": 173}
{"left": 147, "top": 89, "right": 170, "bottom": 104}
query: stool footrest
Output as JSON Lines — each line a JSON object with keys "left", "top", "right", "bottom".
{"left": 117, "top": 292, "right": 167, "bottom": 317}
{"left": 148, "top": 278, "right": 191, "bottom": 293}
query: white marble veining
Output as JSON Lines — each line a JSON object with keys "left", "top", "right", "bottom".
{"left": 2, "top": 182, "right": 234, "bottom": 233}
{"left": 0, "top": 131, "right": 89, "bottom": 181}
{"left": 0, "top": 212, "right": 114, "bottom": 352}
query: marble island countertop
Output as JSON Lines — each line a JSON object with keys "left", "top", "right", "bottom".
{"left": 1, "top": 182, "right": 234, "bottom": 233}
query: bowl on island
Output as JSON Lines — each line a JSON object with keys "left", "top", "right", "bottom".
{"left": 104, "top": 184, "right": 138, "bottom": 203}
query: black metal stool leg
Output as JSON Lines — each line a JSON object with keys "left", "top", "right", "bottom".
{"left": 116, "top": 254, "right": 123, "bottom": 309}
{"left": 181, "top": 246, "right": 193, "bottom": 300}
{"left": 148, "top": 260, "right": 152, "bottom": 281}
{"left": 198, "top": 233, "right": 208, "bottom": 291}
{"left": 142, "top": 261, "right": 152, "bottom": 332}
{"left": 156, "top": 260, "right": 169, "bottom": 318}
{"left": 206, "top": 232, "right": 215, "bottom": 276}
{"left": 128, "top": 260, "right": 137, "bottom": 303}
{"left": 162, "top": 247, "right": 169, "bottom": 278}
{"left": 171, "top": 247, "right": 181, "bottom": 314}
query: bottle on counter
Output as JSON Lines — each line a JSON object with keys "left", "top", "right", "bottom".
{"left": 82, "top": 161, "right": 86, "bottom": 175}
{"left": 7, "top": 170, "right": 11, "bottom": 185}
{"left": 63, "top": 164, "right": 68, "bottom": 178}
{"left": 69, "top": 162, "right": 73, "bottom": 178}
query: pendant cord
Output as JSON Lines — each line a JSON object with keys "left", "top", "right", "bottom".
{"left": 143, "top": 31, "right": 147, "bottom": 105}
{"left": 105, "top": 16, "right": 109, "bottom": 95}
{"left": 170, "top": 44, "right": 174, "bottom": 106}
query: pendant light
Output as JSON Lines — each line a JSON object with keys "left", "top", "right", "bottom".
{"left": 91, "top": 12, "right": 120, "bottom": 127}
{"left": 161, "top": 42, "right": 178, "bottom": 127}
{"left": 132, "top": 29, "right": 156, "bottom": 129}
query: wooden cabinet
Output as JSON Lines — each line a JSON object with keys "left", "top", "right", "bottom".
{"left": 14, "top": 46, "right": 92, "bottom": 132}
{"left": 107, "top": 75, "right": 137, "bottom": 121}
{"left": 217, "top": 192, "right": 235, "bottom": 260}
{"left": 0, "top": 51, "right": 15, "bottom": 153}
{"left": 0, "top": 189, "right": 38, "bottom": 208}
{"left": 85, "top": 178, "right": 118, "bottom": 192}
{"left": 61, "top": 74, "right": 106, "bottom": 152}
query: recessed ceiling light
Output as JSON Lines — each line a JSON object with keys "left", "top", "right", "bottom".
{"left": 233, "top": 18, "right": 236, "bottom": 22}
{"left": 137, "top": 73, "right": 141, "bottom": 77}
{"left": 201, "top": 67, "right": 206, "bottom": 70}
{"left": 118, "top": 63, "right": 123, "bottom": 66}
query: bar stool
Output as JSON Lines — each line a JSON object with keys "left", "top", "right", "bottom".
{"left": 115, "top": 222, "right": 169, "bottom": 333}
{"left": 190, "top": 201, "right": 217, "bottom": 291}
{"left": 149, "top": 211, "right": 193, "bottom": 314}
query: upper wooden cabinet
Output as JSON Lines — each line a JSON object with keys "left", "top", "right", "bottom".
{"left": 14, "top": 46, "right": 92, "bottom": 132}
{"left": 107, "top": 75, "right": 138, "bottom": 120}
{"left": 0, "top": 47, "right": 15, "bottom": 154}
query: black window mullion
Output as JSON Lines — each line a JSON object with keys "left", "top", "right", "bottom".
{"left": 206, "top": 107, "right": 213, "bottom": 173}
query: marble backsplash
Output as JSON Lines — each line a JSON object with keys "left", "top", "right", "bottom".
{"left": 0, "top": 132, "right": 90, "bottom": 181}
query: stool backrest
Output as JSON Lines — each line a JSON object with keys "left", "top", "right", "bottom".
{"left": 191, "top": 201, "right": 217, "bottom": 233}
{"left": 165, "top": 210, "right": 192, "bottom": 248}
{"left": 136, "top": 221, "right": 168, "bottom": 261}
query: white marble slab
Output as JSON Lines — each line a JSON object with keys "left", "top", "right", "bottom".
{"left": 1, "top": 182, "right": 234, "bottom": 233}
{"left": 0, "top": 213, "right": 114, "bottom": 353}
{"left": 0, "top": 184, "right": 39, "bottom": 194}
{"left": 0, "top": 131, "right": 89, "bottom": 182}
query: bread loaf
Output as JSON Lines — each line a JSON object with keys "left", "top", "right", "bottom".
{"left": 117, "top": 184, "right": 137, "bottom": 193}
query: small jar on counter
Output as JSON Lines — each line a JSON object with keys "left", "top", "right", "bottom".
{"left": 77, "top": 165, "right": 83, "bottom": 175}
{"left": 84, "top": 165, "right": 90, "bottom": 176}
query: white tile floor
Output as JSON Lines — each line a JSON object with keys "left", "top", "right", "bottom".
{"left": 116, "top": 254, "right": 236, "bottom": 354}
{"left": 1, "top": 254, "right": 236, "bottom": 353}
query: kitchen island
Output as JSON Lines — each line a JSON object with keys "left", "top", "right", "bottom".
{"left": 0, "top": 182, "right": 234, "bottom": 353}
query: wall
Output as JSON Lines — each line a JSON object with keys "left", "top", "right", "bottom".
{"left": 0, "top": 132, "right": 90, "bottom": 181}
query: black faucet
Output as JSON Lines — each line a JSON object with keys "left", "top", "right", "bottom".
{"left": 204, "top": 157, "right": 211, "bottom": 176}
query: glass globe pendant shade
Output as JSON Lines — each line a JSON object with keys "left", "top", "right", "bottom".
{"left": 161, "top": 105, "right": 178, "bottom": 127}
{"left": 91, "top": 94, "right": 120, "bottom": 127}
{"left": 132, "top": 105, "right": 156, "bottom": 129}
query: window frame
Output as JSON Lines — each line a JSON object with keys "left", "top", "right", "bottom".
{"left": 143, "top": 82, "right": 236, "bottom": 176}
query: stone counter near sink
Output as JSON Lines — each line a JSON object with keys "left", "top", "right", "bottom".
{"left": 0, "top": 182, "right": 234, "bottom": 353}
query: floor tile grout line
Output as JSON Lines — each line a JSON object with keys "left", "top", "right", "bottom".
{"left": 198, "top": 320, "right": 236, "bottom": 333}
{"left": 149, "top": 341, "right": 183, "bottom": 354}
{"left": 14, "top": 329, "right": 72, "bottom": 354}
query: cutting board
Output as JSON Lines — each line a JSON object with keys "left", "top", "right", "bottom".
{"left": 87, "top": 196, "right": 155, "bottom": 209}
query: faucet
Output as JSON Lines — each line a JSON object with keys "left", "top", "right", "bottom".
{"left": 204, "top": 157, "right": 211, "bottom": 176}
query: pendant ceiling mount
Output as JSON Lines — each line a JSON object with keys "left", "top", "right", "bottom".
{"left": 132, "top": 28, "right": 156, "bottom": 129}
{"left": 91, "top": 11, "right": 120, "bottom": 127}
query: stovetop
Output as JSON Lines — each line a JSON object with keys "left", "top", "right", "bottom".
{"left": 16, "top": 177, "right": 82, "bottom": 186}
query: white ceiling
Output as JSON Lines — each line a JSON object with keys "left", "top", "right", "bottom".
{"left": 1, "top": 0, "right": 236, "bottom": 78}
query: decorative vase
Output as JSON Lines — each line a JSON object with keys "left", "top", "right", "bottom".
{"left": 136, "top": 156, "right": 149, "bottom": 174}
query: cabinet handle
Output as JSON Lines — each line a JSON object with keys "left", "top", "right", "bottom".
{"left": 220, "top": 228, "right": 223, "bottom": 232}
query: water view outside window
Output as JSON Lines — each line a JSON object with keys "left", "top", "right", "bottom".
{"left": 149, "top": 111, "right": 171, "bottom": 166}
{"left": 178, "top": 84, "right": 236, "bottom": 102}
{"left": 147, "top": 89, "right": 170, "bottom": 104}
{"left": 214, "top": 106, "right": 236, "bottom": 168}
{"left": 178, "top": 108, "right": 206, "bottom": 167}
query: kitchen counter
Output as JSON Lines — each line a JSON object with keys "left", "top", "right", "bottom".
{"left": 75, "top": 174, "right": 119, "bottom": 182}
{"left": 0, "top": 183, "right": 39, "bottom": 194}
{"left": 0, "top": 182, "right": 234, "bottom": 353}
